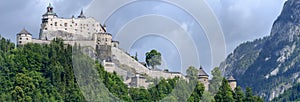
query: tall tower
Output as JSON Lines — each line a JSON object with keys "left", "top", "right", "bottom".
{"left": 42, "top": 3, "right": 57, "bottom": 23}
{"left": 40, "top": 3, "right": 58, "bottom": 39}
{"left": 198, "top": 66, "right": 209, "bottom": 91}
{"left": 227, "top": 76, "right": 237, "bottom": 90}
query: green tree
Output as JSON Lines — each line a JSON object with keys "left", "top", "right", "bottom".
{"left": 145, "top": 49, "right": 162, "bottom": 69}
{"left": 201, "top": 91, "right": 214, "bottom": 102}
{"left": 234, "top": 86, "right": 244, "bottom": 102}
{"left": 209, "top": 67, "right": 223, "bottom": 95}
{"left": 129, "top": 88, "right": 150, "bottom": 101}
{"left": 188, "top": 81, "right": 205, "bottom": 102}
{"left": 244, "top": 87, "right": 256, "bottom": 102}
{"left": 134, "top": 52, "right": 138, "bottom": 61}
{"left": 186, "top": 66, "right": 198, "bottom": 80}
{"left": 214, "top": 78, "right": 234, "bottom": 102}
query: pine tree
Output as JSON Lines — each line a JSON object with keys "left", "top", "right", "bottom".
{"left": 244, "top": 87, "right": 253, "bottom": 102}
{"left": 209, "top": 67, "right": 223, "bottom": 95}
{"left": 234, "top": 86, "right": 244, "bottom": 102}
{"left": 214, "top": 78, "right": 234, "bottom": 102}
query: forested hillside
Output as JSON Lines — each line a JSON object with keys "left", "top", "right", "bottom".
{"left": 0, "top": 35, "right": 207, "bottom": 101}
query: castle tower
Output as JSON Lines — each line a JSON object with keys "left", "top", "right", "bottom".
{"left": 96, "top": 33, "right": 113, "bottom": 61}
{"left": 198, "top": 66, "right": 209, "bottom": 91}
{"left": 42, "top": 3, "right": 58, "bottom": 23}
{"left": 40, "top": 3, "right": 58, "bottom": 39}
{"left": 17, "top": 28, "right": 32, "bottom": 46}
{"left": 227, "top": 76, "right": 237, "bottom": 90}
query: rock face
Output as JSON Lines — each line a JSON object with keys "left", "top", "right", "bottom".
{"left": 220, "top": 0, "right": 300, "bottom": 101}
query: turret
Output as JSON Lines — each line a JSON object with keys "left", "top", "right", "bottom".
{"left": 198, "top": 66, "right": 209, "bottom": 90}
{"left": 227, "top": 76, "right": 237, "bottom": 90}
{"left": 17, "top": 28, "right": 32, "bottom": 46}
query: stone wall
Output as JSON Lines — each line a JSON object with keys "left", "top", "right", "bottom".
{"left": 111, "top": 47, "right": 150, "bottom": 74}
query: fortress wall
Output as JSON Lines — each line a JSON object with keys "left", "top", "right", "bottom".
{"left": 64, "top": 40, "right": 96, "bottom": 49}
{"left": 31, "top": 39, "right": 96, "bottom": 49}
{"left": 111, "top": 47, "right": 150, "bottom": 74}
{"left": 148, "top": 70, "right": 185, "bottom": 79}
{"left": 31, "top": 39, "right": 51, "bottom": 44}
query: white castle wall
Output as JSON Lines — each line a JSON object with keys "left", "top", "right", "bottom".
{"left": 111, "top": 47, "right": 150, "bottom": 74}
{"left": 40, "top": 17, "right": 103, "bottom": 40}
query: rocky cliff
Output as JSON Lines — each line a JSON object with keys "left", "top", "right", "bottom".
{"left": 220, "top": 0, "right": 300, "bottom": 101}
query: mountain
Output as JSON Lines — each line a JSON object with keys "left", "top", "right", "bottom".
{"left": 220, "top": 0, "right": 300, "bottom": 101}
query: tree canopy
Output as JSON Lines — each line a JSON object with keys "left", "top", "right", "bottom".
{"left": 145, "top": 49, "right": 162, "bottom": 69}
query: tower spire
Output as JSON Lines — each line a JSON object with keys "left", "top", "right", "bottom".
{"left": 48, "top": 3, "right": 52, "bottom": 7}
{"left": 78, "top": 9, "right": 86, "bottom": 18}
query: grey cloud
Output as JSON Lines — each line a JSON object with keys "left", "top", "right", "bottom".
{"left": 206, "top": 0, "right": 285, "bottom": 54}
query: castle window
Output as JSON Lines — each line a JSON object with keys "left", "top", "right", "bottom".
{"left": 105, "top": 38, "right": 108, "bottom": 41}
{"left": 20, "top": 38, "right": 22, "bottom": 40}
{"left": 64, "top": 23, "right": 68, "bottom": 27}
{"left": 45, "top": 28, "right": 47, "bottom": 30}
{"left": 26, "top": 38, "right": 28, "bottom": 40}
{"left": 19, "top": 41, "right": 22, "bottom": 44}
{"left": 88, "top": 32, "right": 91, "bottom": 34}
{"left": 70, "top": 25, "right": 72, "bottom": 27}
{"left": 65, "top": 28, "right": 67, "bottom": 30}
{"left": 75, "top": 29, "right": 78, "bottom": 31}
{"left": 50, "top": 24, "right": 53, "bottom": 26}
{"left": 75, "top": 23, "right": 77, "bottom": 26}
{"left": 60, "top": 24, "right": 62, "bottom": 26}
{"left": 55, "top": 22, "right": 57, "bottom": 26}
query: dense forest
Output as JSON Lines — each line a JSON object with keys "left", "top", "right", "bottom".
{"left": 0, "top": 35, "right": 261, "bottom": 101}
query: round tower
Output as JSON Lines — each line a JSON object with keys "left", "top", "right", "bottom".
{"left": 198, "top": 66, "right": 209, "bottom": 91}
{"left": 17, "top": 28, "right": 32, "bottom": 46}
{"left": 227, "top": 76, "right": 237, "bottom": 90}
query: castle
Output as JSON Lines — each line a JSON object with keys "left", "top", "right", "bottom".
{"left": 16, "top": 4, "right": 237, "bottom": 90}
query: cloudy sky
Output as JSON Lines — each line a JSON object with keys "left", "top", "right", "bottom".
{"left": 0, "top": 0, "right": 285, "bottom": 73}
